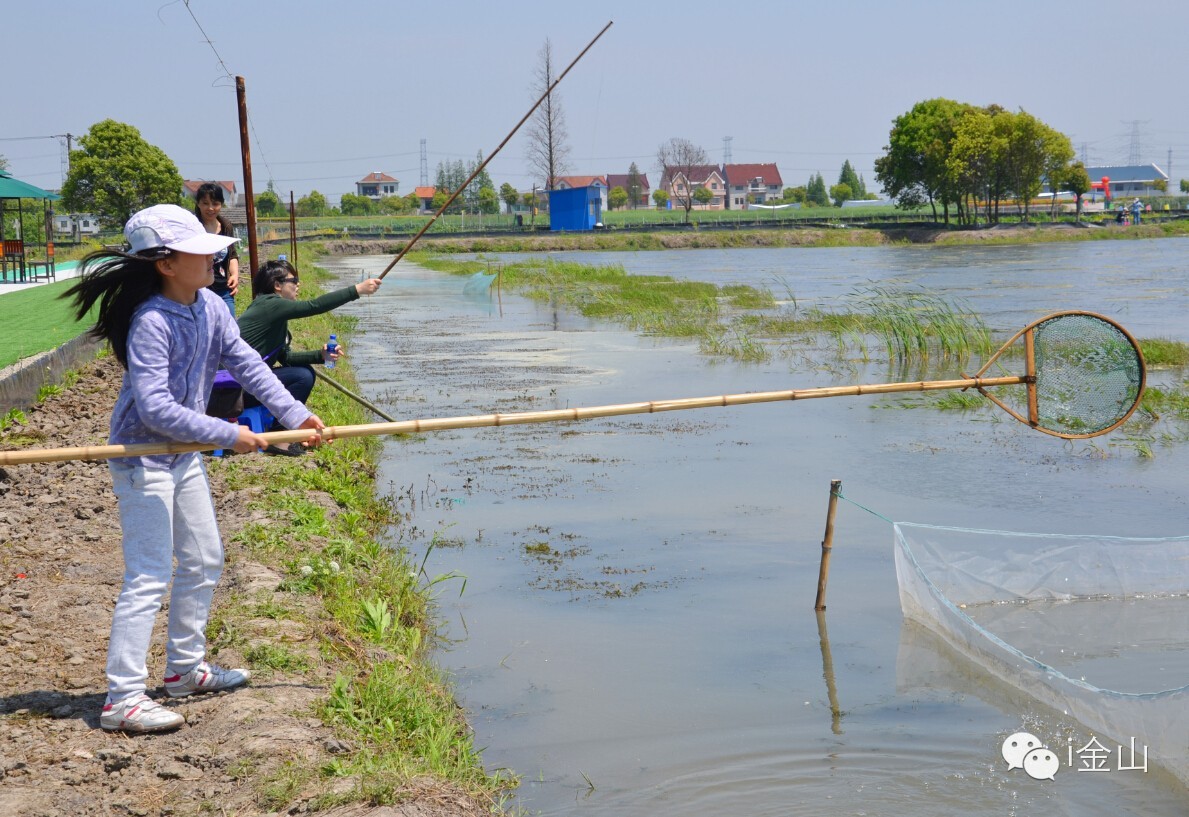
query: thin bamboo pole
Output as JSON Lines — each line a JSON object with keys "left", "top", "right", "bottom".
{"left": 814, "top": 479, "right": 842, "bottom": 611}
{"left": 313, "top": 369, "right": 396, "bottom": 422}
{"left": 0, "top": 375, "right": 1023, "bottom": 466}
{"left": 377, "top": 21, "right": 613, "bottom": 280}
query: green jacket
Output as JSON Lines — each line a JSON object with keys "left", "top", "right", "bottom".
{"left": 237, "top": 286, "right": 359, "bottom": 367}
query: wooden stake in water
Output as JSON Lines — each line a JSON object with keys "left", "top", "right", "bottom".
{"left": 814, "top": 479, "right": 842, "bottom": 611}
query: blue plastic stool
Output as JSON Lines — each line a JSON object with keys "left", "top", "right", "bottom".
{"left": 211, "top": 406, "right": 274, "bottom": 456}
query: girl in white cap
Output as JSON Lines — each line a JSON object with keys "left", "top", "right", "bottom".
{"left": 63, "top": 203, "right": 326, "bottom": 733}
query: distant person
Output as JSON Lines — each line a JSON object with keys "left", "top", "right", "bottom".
{"left": 193, "top": 182, "right": 240, "bottom": 313}
{"left": 1130, "top": 198, "right": 1143, "bottom": 225}
{"left": 62, "top": 204, "right": 324, "bottom": 732}
{"left": 236, "top": 258, "right": 382, "bottom": 455}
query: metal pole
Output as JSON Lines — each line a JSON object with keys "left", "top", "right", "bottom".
{"left": 289, "top": 190, "right": 297, "bottom": 262}
{"left": 236, "top": 76, "right": 259, "bottom": 295}
{"left": 814, "top": 479, "right": 842, "bottom": 611}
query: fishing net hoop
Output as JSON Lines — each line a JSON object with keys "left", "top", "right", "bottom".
{"left": 970, "top": 310, "right": 1146, "bottom": 439}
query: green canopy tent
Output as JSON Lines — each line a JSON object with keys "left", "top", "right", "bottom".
{"left": 0, "top": 170, "right": 60, "bottom": 284}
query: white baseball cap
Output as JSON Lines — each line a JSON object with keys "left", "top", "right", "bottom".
{"left": 124, "top": 204, "right": 238, "bottom": 256}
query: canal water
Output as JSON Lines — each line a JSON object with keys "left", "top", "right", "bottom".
{"left": 323, "top": 239, "right": 1189, "bottom": 816}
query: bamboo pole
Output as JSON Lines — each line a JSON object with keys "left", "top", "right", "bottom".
{"left": 377, "top": 21, "right": 613, "bottom": 280}
{"left": 313, "top": 369, "right": 396, "bottom": 422}
{"left": 0, "top": 375, "right": 1023, "bottom": 466}
{"left": 814, "top": 479, "right": 842, "bottom": 611}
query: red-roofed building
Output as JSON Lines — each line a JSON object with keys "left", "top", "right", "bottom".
{"left": 414, "top": 186, "right": 437, "bottom": 214}
{"left": 722, "top": 164, "right": 784, "bottom": 208}
{"left": 356, "top": 172, "right": 399, "bottom": 200}
{"left": 605, "top": 172, "right": 651, "bottom": 208}
{"left": 661, "top": 165, "right": 726, "bottom": 210}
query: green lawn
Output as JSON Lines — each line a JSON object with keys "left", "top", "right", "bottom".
{"left": 0, "top": 280, "right": 94, "bottom": 369}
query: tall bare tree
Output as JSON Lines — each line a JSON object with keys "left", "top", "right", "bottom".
{"left": 656, "top": 137, "right": 709, "bottom": 223}
{"left": 524, "top": 39, "right": 571, "bottom": 191}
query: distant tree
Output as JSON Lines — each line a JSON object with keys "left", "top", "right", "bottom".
{"left": 693, "top": 186, "right": 714, "bottom": 207}
{"left": 829, "top": 183, "right": 853, "bottom": 207}
{"left": 431, "top": 190, "right": 449, "bottom": 212}
{"left": 500, "top": 182, "right": 520, "bottom": 213}
{"left": 377, "top": 195, "right": 411, "bottom": 215}
{"left": 295, "top": 190, "right": 329, "bottom": 217}
{"left": 652, "top": 189, "right": 669, "bottom": 209}
{"left": 522, "top": 191, "right": 537, "bottom": 209}
{"left": 608, "top": 186, "right": 628, "bottom": 210}
{"left": 783, "top": 186, "right": 807, "bottom": 204}
{"left": 61, "top": 119, "right": 183, "bottom": 227}
{"left": 656, "top": 137, "right": 709, "bottom": 223}
{"left": 1152, "top": 178, "right": 1167, "bottom": 193}
{"left": 874, "top": 97, "right": 973, "bottom": 223}
{"left": 837, "top": 161, "right": 862, "bottom": 201}
{"left": 806, "top": 173, "right": 830, "bottom": 207}
{"left": 0, "top": 154, "right": 7, "bottom": 171}
{"left": 1181, "top": 179, "right": 1189, "bottom": 194}
{"left": 434, "top": 160, "right": 468, "bottom": 213}
{"left": 477, "top": 186, "right": 499, "bottom": 215}
{"left": 465, "top": 151, "right": 496, "bottom": 213}
{"left": 255, "top": 189, "right": 283, "bottom": 217}
{"left": 1064, "top": 161, "right": 1092, "bottom": 223}
{"left": 339, "top": 192, "right": 377, "bottom": 216}
{"left": 524, "top": 38, "right": 571, "bottom": 189}
{"left": 626, "top": 162, "right": 644, "bottom": 208}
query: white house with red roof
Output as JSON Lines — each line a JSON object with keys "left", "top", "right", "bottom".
{"left": 722, "top": 164, "right": 784, "bottom": 208}
{"left": 356, "top": 171, "right": 399, "bottom": 200}
{"left": 414, "top": 186, "right": 437, "bottom": 214}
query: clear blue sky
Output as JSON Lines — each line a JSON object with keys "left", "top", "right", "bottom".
{"left": 6, "top": 1, "right": 1189, "bottom": 204}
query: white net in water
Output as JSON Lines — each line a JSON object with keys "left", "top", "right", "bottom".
{"left": 894, "top": 522, "right": 1189, "bottom": 788}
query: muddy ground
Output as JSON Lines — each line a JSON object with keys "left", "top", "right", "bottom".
{"left": 0, "top": 354, "right": 486, "bottom": 817}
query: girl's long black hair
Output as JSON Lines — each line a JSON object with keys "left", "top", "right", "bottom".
{"left": 61, "top": 248, "right": 163, "bottom": 369}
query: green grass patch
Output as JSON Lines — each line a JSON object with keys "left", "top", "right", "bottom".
{"left": 1139, "top": 337, "right": 1189, "bottom": 368}
{"left": 0, "top": 279, "right": 98, "bottom": 369}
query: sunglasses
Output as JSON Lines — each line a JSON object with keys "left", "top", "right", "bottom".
{"left": 278, "top": 277, "right": 300, "bottom": 285}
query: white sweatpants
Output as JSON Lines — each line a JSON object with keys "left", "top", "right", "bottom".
{"left": 106, "top": 453, "right": 224, "bottom": 701}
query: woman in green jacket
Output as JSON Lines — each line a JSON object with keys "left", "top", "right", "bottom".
{"left": 237, "top": 259, "right": 381, "bottom": 451}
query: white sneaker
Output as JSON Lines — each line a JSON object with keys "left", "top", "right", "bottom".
{"left": 164, "top": 660, "right": 250, "bottom": 698}
{"left": 100, "top": 693, "right": 185, "bottom": 733}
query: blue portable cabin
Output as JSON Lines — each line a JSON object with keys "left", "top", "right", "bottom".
{"left": 548, "top": 186, "right": 602, "bottom": 231}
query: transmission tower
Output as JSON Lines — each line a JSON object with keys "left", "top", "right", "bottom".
{"left": 419, "top": 139, "right": 428, "bottom": 187}
{"left": 723, "top": 136, "right": 733, "bottom": 166}
{"left": 1124, "top": 120, "right": 1148, "bottom": 165}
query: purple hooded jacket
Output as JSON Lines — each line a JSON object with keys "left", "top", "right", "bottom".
{"left": 110, "top": 289, "right": 312, "bottom": 468}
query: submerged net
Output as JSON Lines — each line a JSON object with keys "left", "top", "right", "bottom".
{"left": 894, "top": 522, "right": 1189, "bottom": 787}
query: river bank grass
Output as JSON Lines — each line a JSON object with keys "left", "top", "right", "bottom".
{"left": 211, "top": 247, "right": 511, "bottom": 810}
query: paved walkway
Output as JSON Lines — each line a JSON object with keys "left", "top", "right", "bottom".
{"left": 0, "top": 261, "right": 82, "bottom": 295}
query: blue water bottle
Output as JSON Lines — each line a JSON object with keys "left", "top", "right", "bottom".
{"left": 326, "top": 334, "right": 337, "bottom": 369}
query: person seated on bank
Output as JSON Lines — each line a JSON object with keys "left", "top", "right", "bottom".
{"left": 237, "top": 258, "right": 382, "bottom": 454}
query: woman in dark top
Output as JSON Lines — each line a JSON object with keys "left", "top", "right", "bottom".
{"left": 237, "top": 258, "right": 381, "bottom": 452}
{"left": 193, "top": 182, "right": 240, "bottom": 314}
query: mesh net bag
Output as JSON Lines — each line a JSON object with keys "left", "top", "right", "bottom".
{"left": 894, "top": 522, "right": 1189, "bottom": 788}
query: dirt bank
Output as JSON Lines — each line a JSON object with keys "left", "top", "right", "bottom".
{"left": 0, "top": 354, "right": 485, "bottom": 817}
